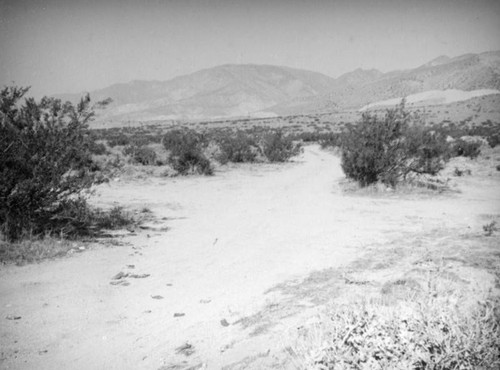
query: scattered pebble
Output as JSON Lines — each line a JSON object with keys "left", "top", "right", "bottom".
{"left": 151, "top": 295, "right": 164, "bottom": 300}
{"left": 110, "top": 280, "right": 130, "bottom": 286}
{"left": 166, "top": 283, "right": 173, "bottom": 287}
{"left": 112, "top": 272, "right": 129, "bottom": 280}
{"left": 175, "top": 342, "right": 195, "bottom": 356}
{"left": 129, "top": 274, "right": 150, "bottom": 279}
{"left": 173, "top": 313, "right": 185, "bottom": 317}
{"left": 126, "top": 265, "right": 135, "bottom": 269}
{"left": 199, "top": 299, "right": 211, "bottom": 304}
{"left": 6, "top": 315, "right": 21, "bottom": 320}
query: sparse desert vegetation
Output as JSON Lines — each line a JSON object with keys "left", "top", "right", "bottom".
{"left": 1, "top": 86, "right": 499, "bottom": 370}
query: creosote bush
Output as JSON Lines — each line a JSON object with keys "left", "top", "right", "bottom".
{"left": 450, "top": 139, "right": 481, "bottom": 159}
{"left": 261, "top": 130, "right": 302, "bottom": 163}
{"left": 163, "top": 129, "right": 213, "bottom": 175}
{"left": 122, "top": 144, "right": 158, "bottom": 165}
{"left": 340, "top": 101, "right": 450, "bottom": 187}
{"left": 0, "top": 86, "right": 124, "bottom": 241}
{"left": 215, "top": 130, "right": 259, "bottom": 163}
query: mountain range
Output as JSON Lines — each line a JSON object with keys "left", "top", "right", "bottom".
{"left": 55, "top": 50, "right": 500, "bottom": 121}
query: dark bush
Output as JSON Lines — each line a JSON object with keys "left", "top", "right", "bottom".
{"left": 107, "top": 133, "right": 130, "bottom": 147}
{"left": 260, "top": 130, "right": 301, "bottom": 162}
{"left": 170, "top": 150, "right": 213, "bottom": 175}
{"left": 216, "top": 130, "right": 259, "bottom": 163}
{"left": 0, "top": 86, "right": 108, "bottom": 240}
{"left": 89, "top": 141, "right": 108, "bottom": 155}
{"left": 122, "top": 145, "right": 158, "bottom": 165}
{"left": 404, "top": 125, "right": 451, "bottom": 176}
{"left": 319, "top": 133, "right": 341, "bottom": 148}
{"left": 451, "top": 139, "right": 481, "bottom": 159}
{"left": 40, "top": 198, "right": 133, "bottom": 238}
{"left": 340, "top": 102, "right": 450, "bottom": 187}
{"left": 487, "top": 134, "right": 500, "bottom": 148}
{"left": 163, "top": 129, "right": 213, "bottom": 175}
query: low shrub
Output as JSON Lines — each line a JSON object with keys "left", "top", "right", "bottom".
{"left": 163, "top": 129, "right": 213, "bottom": 175}
{"left": 88, "top": 141, "right": 108, "bottom": 155}
{"left": 292, "top": 298, "right": 500, "bottom": 370}
{"left": 260, "top": 130, "right": 302, "bottom": 162}
{"left": 122, "top": 145, "right": 158, "bottom": 165}
{"left": 483, "top": 221, "right": 497, "bottom": 236}
{"left": 107, "top": 133, "right": 130, "bottom": 147}
{"left": 170, "top": 150, "right": 213, "bottom": 175}
{"left": 453, "top": 167, "right": 471, "bottom": 177}
{"left": 319, "top": 133, "right": 341, "bottom": 149}
{"left": 215, "top": 130, "right": 259, "bottom": 163}
{"left": 487, "top": 134, "right": 500, "bottom": 148}
{"left": 451, "top": 139, "right": 481, "bottom": 159}
{"left": 36, "top": 198, "right": 134, "bottom": 238}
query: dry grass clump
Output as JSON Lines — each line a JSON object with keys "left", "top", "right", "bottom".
{"left": 291, "top": 295, "right": 500, "bottom": 370}
{"left": 0, "top": 237, "right": 79, "bottom": 265}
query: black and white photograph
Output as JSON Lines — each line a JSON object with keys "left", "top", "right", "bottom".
{"left": 1, "top": 0, "right": 500, "bottom": 369}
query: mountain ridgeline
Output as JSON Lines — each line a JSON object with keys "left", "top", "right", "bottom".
{"left": 55, "top": 50, "right": 500, "bottom": 121}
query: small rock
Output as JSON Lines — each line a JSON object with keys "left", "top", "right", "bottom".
{"left": 175, "top": 342, "right": 195, "bottom": 356}
{"left": 151, "top": 295, "right": 164, "bottom": 300}
{"left": 129, "top": 274, "right": 150, "bottom": 279}
{"left": 173, "top": 313, "right": 185, "bottom": 317}
{"left": 220, "top": 319, "right": 229, "bottom": 327}
{"left": 110, "top": 280, "right": 130, "bottom": 286}
{"left": 78, "top": 246, "right": 86, "bottom": 251}
{"left": 112, "top": 272, "right": 129, "bottom": 280}
{"left": 126, "top": 265, "right": 135, "bottom": 269}
{"left": 6, "top": 315, "right": 21, "bottom": 320}
{"left": 199, "top": 299, "right": 211, "bottom": 304}
{"left": 166, "top": 283, "right": 173, "bottom": 287}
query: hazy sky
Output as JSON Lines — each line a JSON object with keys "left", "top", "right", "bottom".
{"left": 1, "top": 0, "right": 500, "bottom": 98}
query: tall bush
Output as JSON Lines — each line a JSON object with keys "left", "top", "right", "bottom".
{"left": 340, "top": 102, "right": 450, "bottom": 187}
{"left": 0, "top": 86, "right": 107, "bottom": 240}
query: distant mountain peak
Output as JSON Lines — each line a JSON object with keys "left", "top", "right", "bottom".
{"left": 53, "top": 50, "right": 500, "bottom": 122}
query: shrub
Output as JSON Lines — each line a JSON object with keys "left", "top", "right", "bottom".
{"left": 483, "top": 221, "right": 497, "bottom": 236}
{"left": 163, "top": 129, "right": 213, "bottom": 175}
{"left": 319, "top": 133, "right": 341, "bottom": 149}
{"left": 340, "top": 102, "right": 450, "bottom": 187}
{"left": 107, "top": 133, "right": 130, "bottom": 147}
{"left": 260, "top": 130, "right": 302, "bottom": 162}
{"left": 451, "top": 139, "right": 481, "bottom": 159}
{"left": 122, "top": 145, "right": 158, "bottom": 165}
{"left": 292, "top": 298, "right": 500, "bottom": 369}
{"left": 487, "top": 134, "right": 500, "bottom": 148}
{"left": 215, "top": 130, "right": 259, "bottom": 163}
{"left": 43, "top": 198, "right": 133, "bottom": 237}
{"left": 88, "top": 141, "right": 108, "bottom": 155}
{"left": 0, "top": 86, "right": 106, "bottom": 240}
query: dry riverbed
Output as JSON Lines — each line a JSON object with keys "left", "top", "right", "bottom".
{"left": 1, "top": 145, "right": 499, "bottom": 369}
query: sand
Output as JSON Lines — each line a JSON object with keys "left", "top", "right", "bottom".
{"left": 1, "top": 145, "right": 499, "bottom": 369}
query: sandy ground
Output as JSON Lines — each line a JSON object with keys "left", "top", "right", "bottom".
{"left": 1, "top": 145, "right": 499, "bottom": 369}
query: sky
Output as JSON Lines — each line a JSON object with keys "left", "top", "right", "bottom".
{"left": 1, "top": 0, "right": 500, "bottom": 98}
